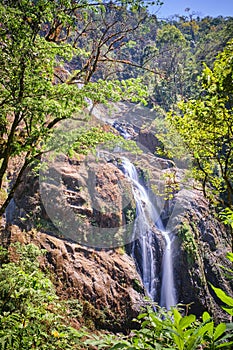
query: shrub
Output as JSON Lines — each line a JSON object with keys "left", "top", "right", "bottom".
{"left": 0, "top": 243, "right": 87, "bottom": 350}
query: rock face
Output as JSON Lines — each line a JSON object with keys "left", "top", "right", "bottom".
{"left": 3, "top": 225, "right": 144, "bottom": 332}
{"left": 2, "top": 112, "right": 233, "bottom": 327}
{"left": 136, "top": 128, "right": 162, "bottom": 154}
{"left": 3, "top": 153, "right": 144, "bottom": 332}
{"left": 12, "top": 154, "right": 136, "bottom": 248}
{"left": 167, "top": 189, "right": 232, "bottom": 322}
{"left": 129, "top": 152, "right": 233, "bottom": 322}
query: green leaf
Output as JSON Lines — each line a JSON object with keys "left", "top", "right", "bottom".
{"left": 226, "top": 252, "right": 233, "bottom": 262}
{"left": 211, "top": 285, "right": 233, "bottom": 307}
{"left": 173, "top": 308, "right": 182, "bottom": 324}
{"left": 186, "top": 335, "right": 203, "bottom": 350}
{"left": 216, "top": 341, "right": 233, "bottom": 349}
{"left": 179, "top": 314, "right": 196, "bottom": 329}
{"left": 202, "top": 311, "right": 211, "bottom": 322}
{"left": 222, "top": 306, "right": 233, "bottom": 316}
{"left": 110, "top": 343, "right": 132, "bottom": 349}
{"left": 213, "top": 323, "right": 226, "bottom": 341}
{"left": 226, "top": 322, "right": 233, "bottom": 331}
{"left": 197, "top": 321, "right": 214, "bottom": 337}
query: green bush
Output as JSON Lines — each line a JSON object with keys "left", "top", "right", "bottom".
{"left": 86, "top": 304, "right": 233, "bottom": 349}
{"left": 85, "top": 251, "right": 233, "bottom": 349}
{"left": 1, "top": 242, "right": 233, "bottom": 350}
{"left": 0, "top": 243, "right": 87, "bottom": 350}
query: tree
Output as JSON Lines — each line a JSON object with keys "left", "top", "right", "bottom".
{"left": 0, "top": 0, "right": 157, "bottom": 216}
{"left": 194, "top": 16, "right": 233, "bottom": 70}
{"left": 150, "top": 24, "right": 190, "bottom": 110}
{"left": 145, "top": 15, "right": 233, "bottom": 112}
{"left": 166, "top": 39, "right": 233, "bottom": 209}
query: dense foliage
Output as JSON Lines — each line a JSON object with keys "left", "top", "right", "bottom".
{"left": 165, "top": 39, "right": 233, "bottom": 209}
{"left": 0, "top": 243, "right": 232, "bottom": 349}
{"left": 0, "top": 0, "right": 151, "bottom": 215}
{"left": 0, "top": 0, "right": 232, "bottom": 215}
{"left": 87, "top": 306, "right": 233, "bottom": 349}
{"left": 1, "top": 1, "right": 233, "bottom": 349}
{"left": 0, "top": 243, "right": 87, "bottom": 349}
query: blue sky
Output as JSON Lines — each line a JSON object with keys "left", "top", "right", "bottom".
{"left": 149, "top": 0, "right": 233, "bottom": 18}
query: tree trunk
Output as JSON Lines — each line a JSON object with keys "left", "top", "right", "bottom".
{"left": 0, "top": 155, "right": 30, "bottom": 217}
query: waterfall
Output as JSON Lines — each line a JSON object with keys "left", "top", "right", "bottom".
{"left": 159, "top": 231, "right": 176, "bottom": 309}
{"left": 120, "top": 157, "right": 176, "bottom": 309}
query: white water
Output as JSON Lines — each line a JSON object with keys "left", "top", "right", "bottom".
{"left": 160, "top": 231, "right": 176, "bottom": 309}
{"left": 121, "top": 158, "right": 176, "bottom": 309}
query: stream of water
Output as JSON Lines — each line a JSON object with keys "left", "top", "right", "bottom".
{"left": 121, "top": 157, "right": 176, "bottom": 309}
{"left": 159, "top": 231, "right": 176, "bottom": 309}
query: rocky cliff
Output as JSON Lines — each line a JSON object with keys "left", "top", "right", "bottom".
{"left": 1, "top": 155, "right": 145, "bottom": 332}
{"left": 1, "top": 224, "right": 144, "bottom": 332}
{"left": 1, "top": 105, "right": 233, "bottom": 330}
{"left": 138, "top": 153, "right": 233, "bottom": 321}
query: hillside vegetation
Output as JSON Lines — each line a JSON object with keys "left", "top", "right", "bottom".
{"left": 0, "top": 1, "right": 233, "bottom": 349}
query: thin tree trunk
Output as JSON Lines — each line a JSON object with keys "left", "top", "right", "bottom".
{"left": 0, "top": 153, "right": 30, "bottom": 217}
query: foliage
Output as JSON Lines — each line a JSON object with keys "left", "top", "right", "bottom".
{"left": 219, "top": 208, "right": 233, "bottom": 229}
{"left": 45, "top": 124, "right": 143, "bottom": 159}
{"left": 0, "top": 0, "right": 150, "bottom": 216}
{"left": 85, "top": 305, "right": 233, "bottom": 349}
{"left": 211, "top": 285, "right": 233, "bottom": 317}
{"left": 165, "top": 39, "right": 233, "bottom": 209}
{"left": 0, "top": 243, "right": 88, "bottom": 349}
{"left": 1, "top": 1, "right": 232, "bottom": 218}
{"left": 211, "top": 252, "right": 233, "bottom": 317}
{"left": 177, "top": 222, "right": 198, "bottom": 266}
{"left": 124, "top": 207, "right": 137, "bottom": 224}
{"left": 141, "top": 14, "right": 233, "bottom": 111}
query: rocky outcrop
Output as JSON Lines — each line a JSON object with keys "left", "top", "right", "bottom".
{"left": 2, "top": 224, "right": 144, "bottom": 332}
{"left": 112, "top": 120, "right": 162, "bottom": 154}
{"left": 130, "top": 152, "right": 233, "bottom": 322}
{"left": 2, "top": 114, "right": 233, "bottom": 327}
{"left": 92, "top": 101, "right": 163, "bottom": 154}
{"left": 136, "top": 128, "right": 162, "bottom": 154}
{"left": 169, "top": 189, "right": 232, "bottom": 322}
{"left": 11, "top": 154, "right": 136, "bottom": 248}
{"left": 2, "top": 153, "right": 145, "bottom": 332}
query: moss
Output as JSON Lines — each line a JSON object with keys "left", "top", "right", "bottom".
{"left": 82, "top": 301, "right": 106, "bottom": 330}
{"left": 115, "top": 246, "right": 125, "bottom": 255}
{"left": 132, "top": 278, "right": 144, "bottom": 293}
{"left": 178, "top": 222, "right": 198, "bottom": 267}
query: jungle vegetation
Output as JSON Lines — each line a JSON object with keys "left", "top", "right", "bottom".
{"left": 0, "top": 1, "right": 233, "bottom": 349}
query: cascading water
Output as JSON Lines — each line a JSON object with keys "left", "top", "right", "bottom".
{"left": 121, "top": 158, "right": 157, "bottom": 300}
{"left": 120, "top": 157, "right": 176, "bottom": 309}
{"left": 160, "top": 231, "right": 176, "bottom": 309}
